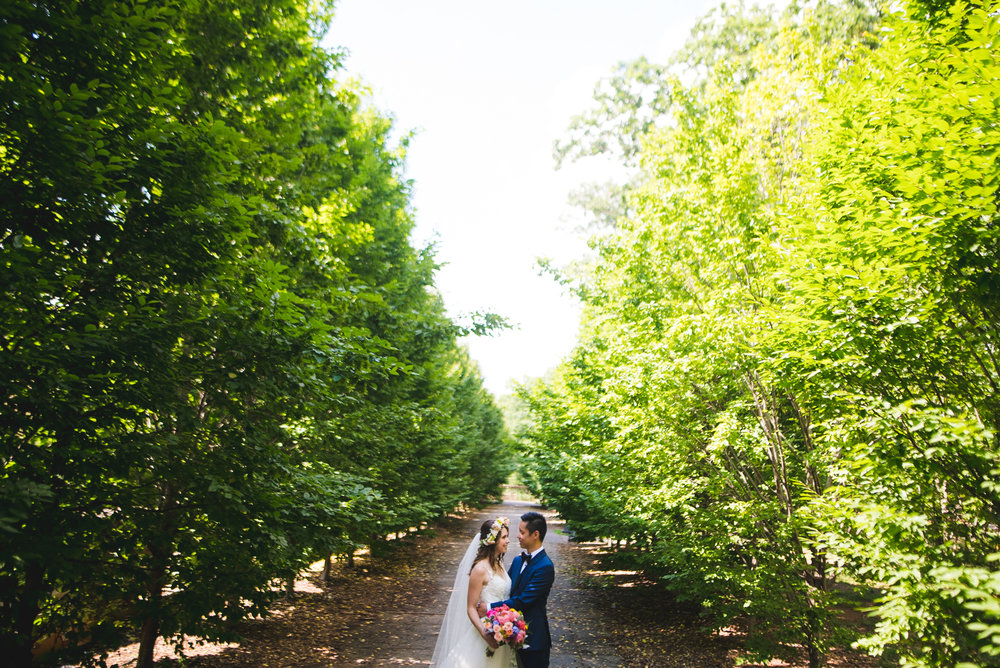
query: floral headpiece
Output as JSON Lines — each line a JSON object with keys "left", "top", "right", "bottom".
{"left": 480, "top": 517, "right": 508, "bottom": 547}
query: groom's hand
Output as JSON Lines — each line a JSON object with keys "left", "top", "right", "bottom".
{"left": 476, "top": 601, "right": 488, "bottom": 617}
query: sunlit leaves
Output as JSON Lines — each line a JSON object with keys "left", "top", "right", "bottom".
{"left": 0, "top": 1, "right": 509, "bottom": 665}
{"left": 527, "top": 0, "right": 1000, "bottom": 665}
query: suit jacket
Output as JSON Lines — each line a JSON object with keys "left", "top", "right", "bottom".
{"left": 491, "top": 549, "right": 554, "bottom": 652}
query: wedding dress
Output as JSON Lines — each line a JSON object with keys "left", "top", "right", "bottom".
{"left": 430, "top": 536, "right": 516, "bottom": 667}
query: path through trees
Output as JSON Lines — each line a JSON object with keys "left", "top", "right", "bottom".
{"left": 85, "top": 501, "right": 623, "bottom": 666}
{"left": 81, "top": 500, "right": 880, "bottom": 667}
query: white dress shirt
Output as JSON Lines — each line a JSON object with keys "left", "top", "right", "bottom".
{"left": 519, "top": 546, "right": 544, "bottom": 573}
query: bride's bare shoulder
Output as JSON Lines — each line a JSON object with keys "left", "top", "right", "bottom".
{"left": 469, "top": 558, "right": 491, "bottom": 582}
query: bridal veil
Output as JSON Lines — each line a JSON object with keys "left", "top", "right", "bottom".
{"left": 430, "top": 535, "right": 480, "bottom": 666}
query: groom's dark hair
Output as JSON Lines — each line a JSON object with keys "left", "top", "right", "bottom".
{"left": 521, "top": 511, "right": 546, "bottom": 542}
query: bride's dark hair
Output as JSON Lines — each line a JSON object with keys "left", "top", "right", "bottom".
{"left": 471, "top": 518, "right": 507, "bottom": 573}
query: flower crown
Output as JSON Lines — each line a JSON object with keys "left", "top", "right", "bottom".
{"left": 480, "top": 517, "right": 508, "bottom": 547}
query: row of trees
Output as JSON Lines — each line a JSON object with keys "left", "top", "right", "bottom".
{"left": 520, "top": 1, "right": 999, "bottom": 666}
{"left": 0, "top": 1, "right": 512, "bottom": 666}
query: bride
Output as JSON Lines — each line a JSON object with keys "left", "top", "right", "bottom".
{"left": 430, "top": 517, "right": 516, "bottom": 667}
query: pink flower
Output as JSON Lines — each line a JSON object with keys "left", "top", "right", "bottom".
{"left": 481, "top": 604, "right": 527, "bottom": 655}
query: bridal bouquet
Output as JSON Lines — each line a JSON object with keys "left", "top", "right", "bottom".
{"left": 482, "top": 604, "right": 527, "bottom": 657}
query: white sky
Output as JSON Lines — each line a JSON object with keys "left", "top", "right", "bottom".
{"left": 322, "top": 1, "right": 732, "bottom": 396}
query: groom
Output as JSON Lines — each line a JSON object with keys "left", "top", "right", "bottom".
{"left": 478, "top": 511, "right": 554, "bottom": 668}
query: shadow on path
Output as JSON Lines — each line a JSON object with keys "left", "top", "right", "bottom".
{"left": 83, "top": 499, "right": 874, "bottom": 667}
{"left": 363, "top": 500, "right": 622, "bottom": 667}
{"left": 96, "top": 500, "right": 627, "bottom": 666}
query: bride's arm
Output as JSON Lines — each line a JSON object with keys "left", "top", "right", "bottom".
{"left": 467, "top": 561, "right": 500, "bottom": 649}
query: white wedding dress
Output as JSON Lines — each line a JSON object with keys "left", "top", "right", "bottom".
{"left": 430, "top": 537, "right": 517, "bottom": 667}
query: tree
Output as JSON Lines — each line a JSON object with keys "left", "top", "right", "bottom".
{"left": 0, "top": 1, "right": 511, "bottom": 665}
{"left": 551, "top": 0, "right": 880, "bottom": 233}
{"left": 777, "top": 2, "right": 1000, "bottom": 662}
{"left": 523, "top": 0, "right": 1000, "bottom": 665}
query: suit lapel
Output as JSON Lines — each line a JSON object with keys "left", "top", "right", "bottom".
{"left": 511, "top": 556, "right": 524, "bottom": 593}
{"left": 512, "top": 549, "right": 545, "bottom": 595}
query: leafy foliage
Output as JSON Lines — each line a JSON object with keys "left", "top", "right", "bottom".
{"left": 524, "top": 1, "right": 1000, "bottom": 666}
{"left": 0, "top": 1, "right": 511, "bottom": 666}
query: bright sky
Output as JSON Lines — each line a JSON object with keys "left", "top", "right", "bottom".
{"left": 323, "top": 1, "right": 731, "bottom": 396}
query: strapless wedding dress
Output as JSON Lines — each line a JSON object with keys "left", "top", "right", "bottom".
{"left": 433, "top": 568, "right": 516, "bottom": 667}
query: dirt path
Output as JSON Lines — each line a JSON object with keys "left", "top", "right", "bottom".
{"left": 356, "top": 500, "right": 623, "bottom": 667}
{"left": 88, "top": 500, "right": 880, "bottom": 667}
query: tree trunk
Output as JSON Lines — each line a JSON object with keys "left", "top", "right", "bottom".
{"left": 137, "top": 490, "right": 174, "bottom": 668}
{"left": 322, "top": 554, "right": 333, "bottom": 584}
{"left": 3, "top": 560, "right": 45, "bottom": 667}
{"left": 745, "top": 372, "right": 793, "bottom": 517}
{"left": 804, "top": 607, "right": 823, "bottom": 668}
{"left": 136, "top": 559, "right": 166, "bottom": 668}
{"left": 137, "top": 614, "right": 160, "bottom": 668}
{"left": 808, "top": 643, "right": 822, "bottom": 668}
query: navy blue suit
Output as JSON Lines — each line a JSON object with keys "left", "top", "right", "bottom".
{"left": 491, "top": 549, "right": 554, "bottom": 668}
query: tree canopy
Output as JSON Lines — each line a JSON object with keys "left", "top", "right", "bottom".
{"left": 522, "top": 1, "right": 1000, "bottom": 666}
{"left": 0, "top": 1, "right": 512, "bottom": 665}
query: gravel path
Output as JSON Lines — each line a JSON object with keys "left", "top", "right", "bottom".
{"left": 83, "top": 500, "right": 625, "bottom": 667}
{"left": 363, "top": 500, "right": 621, "bottom": 667}
{"left": 77, "top": 499, "right": 879, "bottom": 667}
